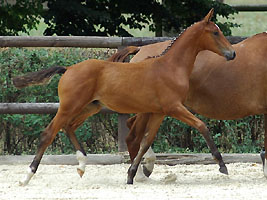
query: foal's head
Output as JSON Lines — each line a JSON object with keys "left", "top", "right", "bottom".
{"left": 198, "top": 9, "right": 236, "bottom": 61}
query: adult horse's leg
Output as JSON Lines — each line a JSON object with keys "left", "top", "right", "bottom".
{"left": 126, "top": 114, "right": 157, "bottom": 179}
{"left": 263, "top": 114, "right": 267, "bottom": 177}
{"left": 167, "top": 104, "right": 227, "bottom": 175}
{"left": 126, "top": 114, "right": 150, "bottom": 161}
{"left": 127, "top": 113, "right": 164, "bottom": 184}
{"left": 143, "top": 147, "right": 156, "bottom": 177}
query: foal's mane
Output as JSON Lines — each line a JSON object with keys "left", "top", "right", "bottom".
{"left": 146, "top": 23, "right": 197, "bottom": 60}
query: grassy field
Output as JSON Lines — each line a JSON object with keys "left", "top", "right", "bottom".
{"left": 219, "top": 0, "right": 267, "bottom": 36}
{"left": 22, "top": 0, "right": 267, "bottom": 37}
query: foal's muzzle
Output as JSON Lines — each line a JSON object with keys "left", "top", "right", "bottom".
{"left": 224, "top": 50, "right": 236, "bottom": 61}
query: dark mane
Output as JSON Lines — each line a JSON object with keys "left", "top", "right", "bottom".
{"left": 145, "top": 23, "right": 197, "bottom": 60}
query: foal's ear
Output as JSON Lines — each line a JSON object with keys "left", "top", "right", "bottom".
{"left": 203, "top": 8, "right": 214, "bottom": 23}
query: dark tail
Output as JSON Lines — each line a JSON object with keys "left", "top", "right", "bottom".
{"left": 13, "top": 66, "right": 66, "bottom": 89}
{"left": 107, "top": 46, "right": 140, "bottom": 62}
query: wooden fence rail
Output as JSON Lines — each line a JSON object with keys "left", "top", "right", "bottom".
{"left": 0, "top": 36, "right": 170, "bottom": 48}
{"left": 0, "top": 36, "right": 246, "bottom": 48}
{"left": 0, "top": 103, "right": 113, "bottom": 114}
{"left": 232, "top": 4, "right": 267, "bottom": 12}
{"left": 0, "top": 103, "right": 129, "bottom": 152}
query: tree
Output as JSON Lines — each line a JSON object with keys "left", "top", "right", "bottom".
{"left": 0, "top": 0, "right": 43, "bottom": 36}
{"left": 157, "top": 0, "right": 238, "bottom": 36}
{"left": 43, "top": 0, "right": 162, "bottom": 36}
{"left": 43, "top": 0, "right": 238, "bottom": 37}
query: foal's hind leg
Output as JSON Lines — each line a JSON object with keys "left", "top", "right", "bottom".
{"left": 64, "top": 130, "right": 87, "bottom": 177}
{"left": 167, "top": 104, "right": 228, "bottom": 175}
{"left": 19, "top": 102, "right": 101, "bottom": 186}
{"left": 19, "top": 112, "right": 70, "bottom": 186}
{"left": 63, "top": 102, "right": 102, "bottom": 178}
{"left": 127, "top": 113, "right": 164, "bottom": 184}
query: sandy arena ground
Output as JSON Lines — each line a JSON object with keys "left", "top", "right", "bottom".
{"left": 0, "top": 163, "right": 267, "bottom": 200}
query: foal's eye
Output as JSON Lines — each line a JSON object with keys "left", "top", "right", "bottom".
{"left": 213, "top": 31, "right": 219, "bottom": 36}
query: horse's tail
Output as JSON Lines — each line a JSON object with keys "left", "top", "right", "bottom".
{"left": 13, "top": 66, "right": 66, "bottom": 89}
{"left": 13, "top": 46, "right": 140, "bottom": 89}
{"left": 107, "top": 46, "right": 140, "bottom": 62}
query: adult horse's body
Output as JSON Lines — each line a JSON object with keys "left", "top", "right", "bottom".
{"left": 13, "top": 9, "right": 235, "bottom": 185}
{"left": 122, "top": 32, "right": 267, "bottom": 179}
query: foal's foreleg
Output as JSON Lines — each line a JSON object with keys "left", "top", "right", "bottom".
{"left": 127, "top": 114, "right": 164, "bottom": 184}
{"left": 168, "top": 105, "right": 228, "bottom": 175}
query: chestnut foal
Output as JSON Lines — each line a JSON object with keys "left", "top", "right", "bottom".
{"left": 13, "top": 9, "right": 235, "bottom": 185}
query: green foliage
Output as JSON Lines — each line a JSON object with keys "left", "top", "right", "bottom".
{"left": 0, "top": 0, "right": 43, "bottom": 36}
{"left": 43, "top": 0, "right": 238, "bottom": 37}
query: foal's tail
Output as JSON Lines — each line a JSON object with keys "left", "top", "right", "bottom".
{"left": 107, "top": 46, "right": 140, "bottom": 62}
{"left": 13, "top": 46, "right": 140, "bottom": 89}
{"left": 13, "top": 66, "right": 66, "bottom": 89}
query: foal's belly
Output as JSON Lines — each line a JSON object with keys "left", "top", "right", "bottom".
{"left": 99, "top": 96, "right": 163, "bottom": 114}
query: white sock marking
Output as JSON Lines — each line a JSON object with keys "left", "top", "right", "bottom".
{"left": 19, "top": 167, "right": 34, "bottom": 186}
{"left": 76, "top": 151, "right": 87, "bottom": 173}
{"left": 143, "top": 147, "right": 156, "bottom": 172}
{"left": 135, "top": 165, "right": 149, "bottom": 182}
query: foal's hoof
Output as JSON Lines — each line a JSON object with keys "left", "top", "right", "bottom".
{"left": 127, "top": 178, "right": 134, "bottom": 185}
{"left": 19, "top": 181, "right": 27, "bottom": 187}
{"left": 77, "top": 168, "right": 85, "bottom": 178}
{"left": 219, "top": 166, "right": 228, "bottom": 175}
{"left": 143, "top": 165, "right": 152, "bottom": 177}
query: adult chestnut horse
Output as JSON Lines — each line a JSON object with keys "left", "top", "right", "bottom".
{"left": 116, "top": 32, "right": 267, "bottom": 181}
{"left": 13, "top": 9, "right": 235, "bottom": 185}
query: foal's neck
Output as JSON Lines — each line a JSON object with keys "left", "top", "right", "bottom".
{"left": 161, "top": 23, "right": 204, "bottom": 76}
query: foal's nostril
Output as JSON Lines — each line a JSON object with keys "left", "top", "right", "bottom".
{"left": 232, "top": 51, "right": 236, "bottom": 60}
{"left": 225, "top": 51, "right": 236, "bottom": 61}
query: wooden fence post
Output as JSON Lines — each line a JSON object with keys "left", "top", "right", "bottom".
{"left": 116, "top": 45, "right": 130, "bottom": 152}
{"left": 118, "top": 114, "right": 130, "bottom": 152}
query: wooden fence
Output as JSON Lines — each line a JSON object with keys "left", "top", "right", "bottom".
{"left": 0, "top": 35, "right": 247, "bottom": 152}
{"left": 232, "top": 4, "right": 267, "bottom": 11}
